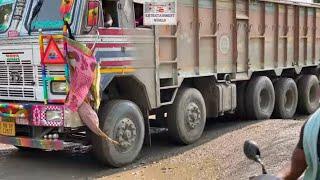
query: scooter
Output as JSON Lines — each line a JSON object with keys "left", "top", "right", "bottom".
{"left": 244, "top": 140, "right": 280, "bottom": 180}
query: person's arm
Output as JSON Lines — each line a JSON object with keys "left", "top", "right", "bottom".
{"left": 278, "top": 123, "right": 307, "bottom": 180}
{"left": 277, "top": 148, "right": 307, "bottom": 180}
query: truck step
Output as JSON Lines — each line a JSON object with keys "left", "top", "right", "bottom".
{"left": 159, "top": 61, "right": 178, "bottom": 64}
{"left": 160, "top": 85, "right": 179, "bottom": 90}
{"left": 159, "top": 35, "right": 177, "bottom": 38}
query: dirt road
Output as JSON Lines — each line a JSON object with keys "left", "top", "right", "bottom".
{"left": 0, "top": 117, "right": 306, "bottom": 180}
{"left": 102, "top": 118, "right": 305, "bottom": 180}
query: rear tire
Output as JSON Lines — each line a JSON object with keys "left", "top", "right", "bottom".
{"left": 167, "top": 88, "right": 206, "bottom": 145}
{"left": 246, "top": 76, "right": 275, "bottom": 120}
{"left": 237, "top": 82, "right": 248, "bottom": 119}
{"left": 92, "top": 100, "right": 145, "bottom": 167}
{"left": 273, "top": 78, "right": 298, "bottom": 119}
{"left": 297, "top": 75, "right": 320, "bottom": 114}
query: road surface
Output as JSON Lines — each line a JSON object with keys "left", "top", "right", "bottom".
{"left": 0, "top": 116, "right": 306, "bottom": 180}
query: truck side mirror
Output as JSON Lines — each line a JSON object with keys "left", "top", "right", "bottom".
{"left": 87, "top": 1, "right": 100, "bottom": 27}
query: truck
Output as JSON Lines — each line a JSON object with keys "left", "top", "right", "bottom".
{"left": 0, "top": 0, "right": 319, "bottom": 167}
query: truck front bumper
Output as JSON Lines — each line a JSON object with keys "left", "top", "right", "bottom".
{"left": 0, "top": 103, "right": 85, "bottom": 150}
{"left": 0, "top": 103, "right": 83, "bottom": 127}
{"left": 0, "top": 136, "right": 64, "bottom": 150}
{"left": 0, "top": 136, "right": 86, "bottom": 151}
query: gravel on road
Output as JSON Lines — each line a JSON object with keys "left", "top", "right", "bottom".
{"left": 0, "top": 118, "right": 306, "bottom": 180}
{"left": 101, "top": 119, "right": 306, "bottom": 180}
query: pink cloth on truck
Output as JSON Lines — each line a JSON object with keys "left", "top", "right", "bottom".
{"left": 65, "top": 44, "right": 97, "bottom": 112}
{"left": 78, "top": 102, "right": 118, "bottom": 144}
{"left": 78, "top": 102, "right": 102, "bottom": 136}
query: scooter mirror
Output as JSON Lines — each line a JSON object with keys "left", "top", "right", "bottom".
{"left": 244, "top": 140, "right": 261, "bottom": 162}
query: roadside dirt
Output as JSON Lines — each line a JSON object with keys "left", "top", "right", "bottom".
{"left": 0, "top": 117, "right": 306, "bottom": 180}
{"left": 101, "top": 118, "right": 305, "bottom": 180}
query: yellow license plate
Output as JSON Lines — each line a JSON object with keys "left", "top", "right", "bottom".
{"left": 0, "top": 122, "right": 16, "bottom": 136}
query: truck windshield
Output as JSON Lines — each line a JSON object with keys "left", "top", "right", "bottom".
{"left": 0, "top": 0, "right": 15, "bottom": 32}
{"left": 30, "top": 0, "right": 75, "bottom": 31}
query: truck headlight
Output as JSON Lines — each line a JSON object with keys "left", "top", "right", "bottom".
{"left": 46, "top": 110, "right": 62, "bottom": 122}
{"left": 50, "top": 81, "right": 67, "bottom": 95}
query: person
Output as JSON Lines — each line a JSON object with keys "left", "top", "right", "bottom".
{"left": 134, "top": 3, "right": 144, "bottom": 27}
{"left": 104, "top": 12, "right": 113, "bottom": 28}
{"left": 277, "top": 109, "right": 320, "bottom": 180}
{"left": 135, "top": 15, "right": 143, "bottom": 27}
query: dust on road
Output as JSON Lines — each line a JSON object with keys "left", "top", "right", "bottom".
{"left": 101, "top": 119, "right": 305, "bottom": 180}
{"left": 0, "top": 118, "right": 306, "bottom": 180}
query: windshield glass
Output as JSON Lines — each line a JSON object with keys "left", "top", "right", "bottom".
{"left": 0, "top": 0, "right": 15, "bottom": 32}
{"left": 31, "top": 0, "right": 75, "bottom": 30}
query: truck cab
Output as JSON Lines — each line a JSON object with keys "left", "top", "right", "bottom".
{"left": 0, "top": 0, "right": 155, "bottom": 167}
{"left": 1, "top": 0, "right": 319, "bottom": 168}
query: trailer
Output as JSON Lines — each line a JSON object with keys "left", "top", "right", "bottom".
{"left": 0, "top": 0, "right": 319, "bottom": 167}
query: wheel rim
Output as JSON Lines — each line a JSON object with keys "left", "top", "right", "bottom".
{"left": 259, "top": 89, "right": 270, "bottom": 111}
{"left": 185, "top": 102, "right": 201, "bottom": 130}
{"left": 284, "top": 89, "right": 294, "bottom": 110}
{"left": 115, "top": 118, "right": 137, "bottom": 153}
{"left": 309, "top": 84, "right": 318, "bottom": 104}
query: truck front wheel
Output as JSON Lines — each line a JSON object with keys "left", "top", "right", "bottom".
{"left": 167, "top": 88, "right": 206, "bottom": 145}
{"left": 92, "top": 100, "right": 145, "bottom": 167}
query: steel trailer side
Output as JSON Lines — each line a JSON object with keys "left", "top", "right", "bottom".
{"left": 156, "top": 0, "right": 320, "bottom": 84}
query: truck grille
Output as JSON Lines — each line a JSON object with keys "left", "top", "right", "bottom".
{"left": 37, "top": 66, "right": 65, "bottom": 86}
{"left": 0, "top": 87, "right": 35, "bottom": 98}
{"left": 0, "top": 58, "right": 65, "bottom": 101}
{"left": 0, "top": 65, "right": 35, "bottom": 86}
{"left": 0, "top": 59, "right": 36, "bottom": 99}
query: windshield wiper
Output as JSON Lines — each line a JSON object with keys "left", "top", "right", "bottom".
{"left": 28, "top": 0, "right": 44, "bottom": 35}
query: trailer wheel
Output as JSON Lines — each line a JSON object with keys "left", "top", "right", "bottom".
{"left": 246, "top": 76, "right": 275, "bottom": 120}
{"left": 167, "top": 88, "right": 206, "bottom": 145}
{"left": 92, "top": 100, "right": 145, "bottom": 167}
{"left": 237, "top": 82, "right": 248, "bottom": 119}
{"left": 297, "top": 75, "right": 320, "bottom": 114}
{"left": 273, "top": 78, "right": 298, "bottom": 119}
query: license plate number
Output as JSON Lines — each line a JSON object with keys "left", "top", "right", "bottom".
{"left": 0, "top": 122, "right": 16, "bottom": 136}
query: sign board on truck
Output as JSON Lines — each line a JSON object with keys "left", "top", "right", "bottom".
{"left": 143, "top": 0, "right": 177, "bottom": 25}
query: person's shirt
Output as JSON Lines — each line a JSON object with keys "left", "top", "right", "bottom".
{"left": 135, "top": 16, "right": 143, "bottom": 27}
{"left": 296, "top": 120, "right": 320, "bottom": 157}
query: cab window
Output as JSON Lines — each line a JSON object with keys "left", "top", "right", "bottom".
{"left": 134, "top": 2, "right": 150, "bottom": 28}
{"left": 102, "top": 0, "right": 119, "bottom": 27}
{"left": 0, "top": 0, "right": 15, "bottom": 32}
{"left": 29, "top": 0, "right": 76, "bottom": 31}
{"left": 134, "top": 2, "right": 143, "bottom": 27}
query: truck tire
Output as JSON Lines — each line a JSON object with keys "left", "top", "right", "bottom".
{"left": 297, "top": 75, "right": 320, "bottom": 114}
{"left": 92, "top": 100, "right": 145, "bottom": 167}
{"left": 246, "top": 76, "right": 275, "bottom": 120}
{"left": 237, "top": 82, "right": 248, "bottom": 119}
{"left": 167, "top": 88, "right": 206, "bottom": 145}
{"left": 273, "top": 78, "right": 298, "bottom": 119}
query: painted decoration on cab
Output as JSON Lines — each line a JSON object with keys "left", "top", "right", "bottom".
{"left": 87, "top": 2, "right": 99, "bottom": 26}
{"left": 60, "top": 0, "right": 74, "bottom": 22}
{"left": 43, "top": 37, "right": 65, "bottom": 64}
